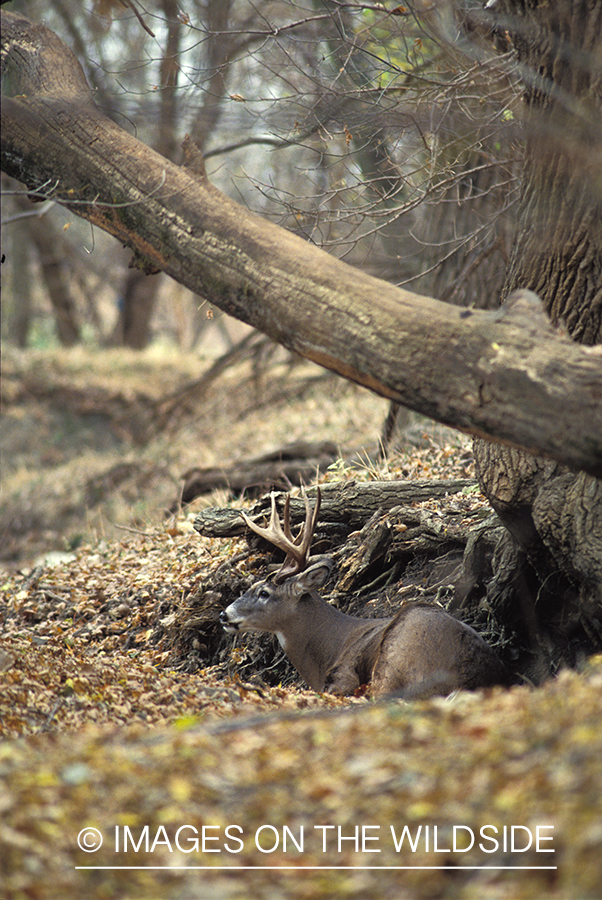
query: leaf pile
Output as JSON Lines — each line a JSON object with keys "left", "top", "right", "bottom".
{"left": 0, "top": 526, "right": 359, "bottom": 737}
{"left": 1, "top": 660, "right": 601, "bottom": 899}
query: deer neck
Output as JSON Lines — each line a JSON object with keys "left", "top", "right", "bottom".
{"left": 275, "top": 593, "right": 388, "bottom": 692}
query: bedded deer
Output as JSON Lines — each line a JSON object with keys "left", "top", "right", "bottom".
{"left": 220, "top": 489, "right": 510, "bottom": 699}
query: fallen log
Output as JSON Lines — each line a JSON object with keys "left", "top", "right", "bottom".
{"left": 193, "top": 478, "right": 477, "bottom": 538}
{"left": 180, "top": 441, "right": 338, "bottom": 502}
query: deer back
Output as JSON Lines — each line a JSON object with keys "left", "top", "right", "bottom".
{"left": 369, "top": 602, "right": 510, "bottom": 699}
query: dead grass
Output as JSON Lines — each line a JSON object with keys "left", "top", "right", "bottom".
{"left": 1, "top": 344, "right": 392, "bottom": 566}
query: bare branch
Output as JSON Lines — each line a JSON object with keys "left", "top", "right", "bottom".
{"left": 2, "top": 11, "right": 601, "bottom": 477}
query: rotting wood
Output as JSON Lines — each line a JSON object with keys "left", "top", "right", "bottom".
{"left": 193, "top": 479, "right": 477, "bottom": 538}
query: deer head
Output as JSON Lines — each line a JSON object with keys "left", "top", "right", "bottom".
{"left": 220, "top": 488, "right": 332, "bottom": 638}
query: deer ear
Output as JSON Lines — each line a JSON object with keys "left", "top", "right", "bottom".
{"left": 293, "top": 557, "right": 333, "bottom": 593}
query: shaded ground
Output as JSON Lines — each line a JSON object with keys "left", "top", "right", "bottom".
{"left": 0, "top": 343, "right": 390, "bottom": 566}
{"left": 1, "top": 346, "right": 601, "bottom": 899}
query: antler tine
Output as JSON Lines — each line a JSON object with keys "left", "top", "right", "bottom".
{"left": 240, "top": 488, "right": 322, "bottom": 582}
{"left": 240, "top": 492, "right": 290, "bottom": 549}
{"left": 296, "top": 486, "right": 321, "bottom": 554}
{"left": 275, "top": 487, "right": 321, "bottom": 582}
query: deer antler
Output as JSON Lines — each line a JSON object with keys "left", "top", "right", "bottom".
{"left": 241, "top": 487, "right": 321, "bottom": 583}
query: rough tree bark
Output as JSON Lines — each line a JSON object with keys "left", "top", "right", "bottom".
{"left": 1, "top": 10, "right": 600, "bottom": 474}
{"left": 471, "top": 0, "right": 602, "bottom": 678}
{"left": 194, "top": 480, "right": 477, "bottom": 538}
{"left": 1, "top": 7, "right": 601, "bottom": 677}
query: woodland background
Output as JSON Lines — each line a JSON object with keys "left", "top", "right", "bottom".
{"left": 1, "top": 2, "right": 601, "bottom": 898}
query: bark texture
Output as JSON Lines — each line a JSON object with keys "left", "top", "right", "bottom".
{"left": 1, "top": 10, "right": 601, "bottom": 478}
{"left": 194, "top": 480, "right": 477, "bottom": 538}
{"left": 473, "top": 0, "right": 602, "bottom": 674}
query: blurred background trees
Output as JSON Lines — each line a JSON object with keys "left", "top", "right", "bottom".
{"left": 1, "top": 0, "right": 519, "bottom": 352}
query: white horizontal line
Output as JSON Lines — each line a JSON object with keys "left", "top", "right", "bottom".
{"left": 75, "top": 865, "right": 558, "bottom": 871}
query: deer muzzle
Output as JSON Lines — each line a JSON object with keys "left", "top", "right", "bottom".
{"left": 219, "top": 608, "right": 241, "bottom": 633}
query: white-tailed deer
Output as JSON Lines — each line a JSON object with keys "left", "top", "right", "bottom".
{"left": 220, "top": 489, "right": 510, "bottom": 699}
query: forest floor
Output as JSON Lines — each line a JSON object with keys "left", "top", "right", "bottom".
{"left": 1, "top": 344, "right": 601, "bottom": 900}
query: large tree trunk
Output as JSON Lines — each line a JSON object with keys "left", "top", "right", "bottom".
{"left": 1, "top": 11, "right": 600, "bottom": 475}
{"left": 472, "top": 0, "right": 602, "bottom": 678}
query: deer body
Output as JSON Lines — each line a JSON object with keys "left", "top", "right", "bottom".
{"left": 221, "top": 558, "right": 508, "bottom": 698}
{"left": 220, "top": 491, "right": 509, "bottom": 699}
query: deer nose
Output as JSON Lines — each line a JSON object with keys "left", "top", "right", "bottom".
{"left": 220, "top": 609, "right": 240, "bottom": 632}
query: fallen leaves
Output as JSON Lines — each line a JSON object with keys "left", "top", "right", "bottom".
{"left": 1, "top": 664, "right": 602, "bottom": 899}
{"left": 1, "top": 454, "right": 601, "bottom": 898}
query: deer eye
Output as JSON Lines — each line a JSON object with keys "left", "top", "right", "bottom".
{"left": 258, "top": 587, "right": 271, "bottom": 600}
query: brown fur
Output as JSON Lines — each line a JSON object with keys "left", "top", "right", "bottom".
{"left": 221, "top": 561, "right": 510, "bottom": 699}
